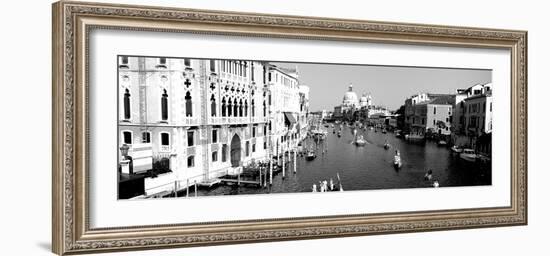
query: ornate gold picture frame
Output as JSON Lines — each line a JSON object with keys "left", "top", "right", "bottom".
{"left": 52, "top": 1, "right": 527, "bottom": 255}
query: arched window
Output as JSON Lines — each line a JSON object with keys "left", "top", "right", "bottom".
{"left": 122, "top": 131, "right": 132, "bottom": 144}
{"left": 210, "top": 94, "right": 216, "bottom": 117}
{"left": 227, "top": 98, "right": 232, "bottom": 116}
{"left": 221, "top": 97, "right": 226, "bottom": 117}
{"left": 233, "top": 99, "right": 238, "bottom": 117}
{"left": 187, "top": 156, "right": 195, "bottom": 167}
{"left": 263, "top": 101, "right": 266, "bottom": 117}
{"left": 251, "top": 100, "right": 255, "bottom": 117}
{"left": 244, "top": 100, "right": 248, "bottom": 117}
{"left": 185, "top": 91, "right": 192, "bottom": 117}
{"left": 161, "top": 89, "right": 168, "bottom": 121}
{"left": 123, "top": 89, "right": 131, "bottom": 120}
{"left": 239, "top": 99, "right": 243, "bottom": 117}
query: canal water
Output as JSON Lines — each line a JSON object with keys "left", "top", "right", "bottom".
{"left": 190, "top": 125, "right": 491, "bottom": 197}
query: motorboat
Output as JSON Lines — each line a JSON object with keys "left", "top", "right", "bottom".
{"left": 405, "top": 134, "right": 425, "bottom": 142}
{"left": 450, "top": 145, "right": 463, "bottom": 154}
{"left": 459, "top": 149, "right": 477, "bottom": 162}
{"left": 393, "top": 153, "right": 402, "bottom": 169}
{"left": 355, "top": 135, "right": 367, "bottom": 146}
{"left": 305, "top": 150, "right": 317, "bottom": 161}
{"left": 395, "top": 130, "right": 402, "bottom": 138}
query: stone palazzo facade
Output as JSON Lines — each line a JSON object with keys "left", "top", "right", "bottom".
{"left": 118, "top": 56, "right": 309, "bottom": 197}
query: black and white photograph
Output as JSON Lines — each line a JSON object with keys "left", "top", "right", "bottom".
{"left": 117, "top": 56, "right": 492, "bottom": 199}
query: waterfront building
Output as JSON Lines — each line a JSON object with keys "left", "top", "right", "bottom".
{"left": 404, "top": 93, "right": 454, "bottom": 138}
{"left": 332, "top": 106, "right": 343, "bottom": 119}
{"left": 118, "top": 57, "right": 308, "bottom": 198}
{"left": 266, "top": 65, "right": 307, "bottom": 156}
{"left": 451, "top": 83, "right": 493, "bottom": 154}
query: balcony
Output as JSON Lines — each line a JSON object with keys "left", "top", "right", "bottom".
{"left": 159, "top": 145, "right": 171, "bottom": 153}
{"left": 182, "top": 117, "right": 200, "bottom": 126}
{"left": 208, "top": 116, "right": 256, "bottom": 125}
{"left": 252, "top": 116, "right": 268, "bottom": 123}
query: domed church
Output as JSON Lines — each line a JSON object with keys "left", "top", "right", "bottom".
{"left": 342, "top": 83, "right": 359, "bottom": 108}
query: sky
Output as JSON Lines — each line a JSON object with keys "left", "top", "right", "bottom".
{"left": 273, "top": 62, "right": 492, "bottom": 111}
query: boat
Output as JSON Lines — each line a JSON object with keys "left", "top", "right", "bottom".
{"left": 305, "top": 150, "right": 316, "bottom": 161}
{"left": 459, "top": 149, "right": 477, "bottom": 162}
{"left": 337, "top": 131, "right": 342, "bottom": 137}
{"left": 450, "top": 145, "right": 463, "bottom": 154}
{"left": 382, "top": 128, "right": 387, "bottom": 134}
{"left": 355, "top": 135, "right": 367, "bottom": 146}
{"left": 437, "top": 140, "right": 448, "bottom": 146}
{"left": 384, "top": 143, "right": 390, "bottom": 150}
{"left": 393, "top": 152, "right": 402, "bottom": 168}
{"left": 405, "top": 134, "right": 425, "bottom": 142}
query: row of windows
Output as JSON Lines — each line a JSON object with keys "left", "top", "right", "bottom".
{"left": 268, "top": 71, "right": 298, "bottom": 88}
{"left": 467, "top": 101, "right": 492, "bottom": 114}
{"left": 432, "top": 106, "right": 452, "bottom": 115}
{"left": 120, "top": 57, "right": 192, "bottom": 68}
{"left": 122, "top": 88, "right": 194, "bottom": 121}
{"left": 220, "top": 60, "right": 248, "bottom": 77}
{"left": 123, "top": 138, "right": 267, "bottom": 167}
{"left": 123, "top": 88, "right": 270, "bottom": 121}
{"left": 122, "top": 128, "right": 267, "bottom": 147}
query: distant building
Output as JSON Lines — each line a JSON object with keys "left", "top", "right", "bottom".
{"left": 404, "top": 93, "right": 454, "bottom": 137}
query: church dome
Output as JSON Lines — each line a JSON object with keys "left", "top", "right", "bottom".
{"left": 342, "top": 84, "right": 359, "bottom": 107}
{"left": 359, "top": 93, "right": 371, "bottom": 107}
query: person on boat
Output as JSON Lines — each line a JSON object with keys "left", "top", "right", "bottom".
{"left": 433, "top": 180, "right": 440, "bottom": 188}
{"left": 312, "top": 183, "right": 317, "bottom": 192}
{"left": 424, "top": 169, "right": 433, "bottom": 181}
{"left": 329, "top": 178, "right": 335, "bottom": 191}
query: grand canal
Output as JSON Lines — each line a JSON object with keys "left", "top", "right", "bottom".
{"left": 190, "top": 125, "right": 491, "bottom": 197}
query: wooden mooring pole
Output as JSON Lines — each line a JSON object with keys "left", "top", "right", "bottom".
{"left": 282, "top": 150, "right": 285, "bottom": 178}
{"left": 269, "top": 155, "right": 273, "bottom": 185}
{"left": 258, "top": 166, "right": 262, "bottom": 187}
{"left": 293, "top": 150, "right": 297, "bottom": 174}
{"left": 186, "top": 179, "right": 189, "bottom": 197}
{"left": 194, "top": 180, "right": 197, "bottom": 197}
{"left": 174, "top": 181, "right": 177, "bottom": 197}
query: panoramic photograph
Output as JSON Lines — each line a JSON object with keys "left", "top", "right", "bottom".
{"left": 117, "top": 56, "right": 493, "bottom": 200}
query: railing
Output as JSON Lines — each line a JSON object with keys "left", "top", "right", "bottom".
{"left": 159, "top": 145, "right": 171, "bottom": 153}
{"left": 252, "top": 116, "right": 268, "bottom": 123}
{"left": 208, "top": 116, "right": 258, "bottom": 125}
{"left": 183, "top": 117, "right": 199, "bottom": 126}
